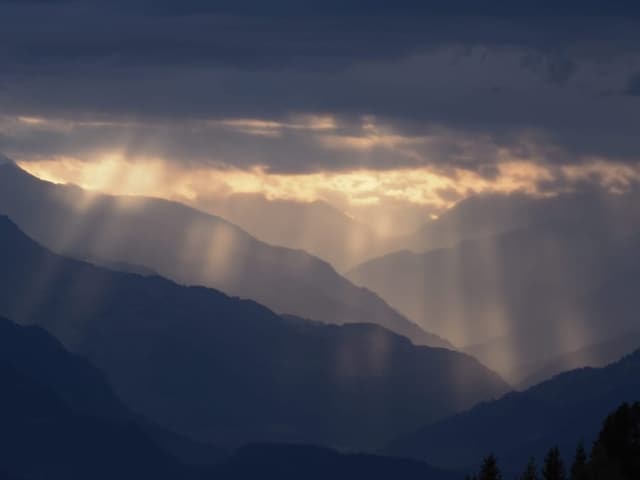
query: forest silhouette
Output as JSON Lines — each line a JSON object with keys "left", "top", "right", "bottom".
{"left": 466, "top": 403, "right": 640, "bottom": 480}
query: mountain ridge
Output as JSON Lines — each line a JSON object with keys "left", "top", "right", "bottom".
{"left": 387, "top": 349, "right": 640, "bottom": 472}
{"left": 518, "top": 330, "right": 640, "bottom": 389}
{"left": 0, "top": 215, "right": 508, "bottom": 450}
{"left": 0, "top": 316, "right": 207, "bottom": 480}
{"left": 348, "top": 215, "right": 640, "bottom": 381}
{"left": 0, "top": 162, "right": 449, "bottom": 349}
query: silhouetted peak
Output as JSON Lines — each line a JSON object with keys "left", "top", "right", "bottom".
{"left": 0, "top": 215, "right": 26, "bottom": 236}
{"left": 0, "top": 160, "right": 36, "bottom": 176}
{"left": 0, "top": 161, "right": 39, "bottom": 186}
{"left": 0, "top": 214, "right": 20, "bottom": 231}
{"left": 0, "top": 216, "right": 46, "bottom": 258}
{"left": 622, "top": 348, "right": 640, "bottom": 363}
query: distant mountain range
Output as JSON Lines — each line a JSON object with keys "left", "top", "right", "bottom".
{"left": 348, "top": 191, "right": 640, "bottom": 382}
{"left": 387, "top": 191, "right": 640, "bottom": 255}
{"left": 518, "top": 330, "right": 640, "bottom": 389}
{"left": 387, "top": 349, "right": 640, "bottom": 473}
{"left": 0, "top": 161, "right": 447, "bottom": 348}
{"left": 200, "top": 193, "right": 387, "bottom": 271}
{"left": 0, "top": 215, "right": 508, "bottom": 450}
{"left": 208, "top": 190, "right": 640, "bottom": 274}
{"left": 215, "top": 444, "right": 462, "bottom": 480}
{"left": 202, "top": 193, "right": 585, "bottom": 272}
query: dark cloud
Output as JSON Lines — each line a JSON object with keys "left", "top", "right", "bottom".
{"left": 626, "top": 72, "right": 640, "bottom": 95}
{"left": 48, "top": 1, "right": 640, "bottom": 17}
{"left": 3, "top": 1, "right": 640, "bottom": 70}
{"left": 543, "top": 56, "right": 578, "bottom": 85}
{"left": 1, "top": 0, "right": 640, "bottom": 173}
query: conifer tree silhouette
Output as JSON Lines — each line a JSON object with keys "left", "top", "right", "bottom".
{"left": 589, "top": 402, "right": 640, "bottom": 480}
{"left": 569, "top": 442, "right": 588, "bottom": 480}
{"left": 542, "top": 447, "right": 566, "bottom": 480}
{"left": 478, "top": 454, "right": 502, "bottom": 480}
{"left": 520, "top": 457, "right": 539, "bottom": 480}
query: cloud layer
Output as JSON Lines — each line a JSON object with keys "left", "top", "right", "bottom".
{"left": 1, "top": 0, "right": 640, "bottom": 207}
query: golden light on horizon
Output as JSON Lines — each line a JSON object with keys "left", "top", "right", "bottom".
{"left": 16, "top": 152, "right": 640, "bottom": 237}
{"left": 17, "top": 155, "right": 550, "bottom": 203}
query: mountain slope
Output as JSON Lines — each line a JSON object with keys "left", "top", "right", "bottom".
{"left": 519, "top": 330, "right": 640, "bottom": 389}
{"left": 348, "top": 226, "right": 610, "bottom": 364}
{"left": 0, "top": 316, "right": 129, "bottom": 420}
{"left": 387, "top": 350, "right": 640, "bottom": 473}
{"left": 0, "top": 216, "right": 508, "bottom": 450}
{"left": 0, "top": 316, "right": 226, "bottom": 467}
{"left": 0, "top": 315, "right": 465, "bottom": 479}
{"left": 385, "top": 190, "right": 640, "bottom": 255}
{"left": 348, "top": 220, "right": 640, "bottom": 381}
{"left": 0, "top": 161, "right": 447, "bottom": 348}
{"left": 215, "top": 444, "right": 462, "bottom": 480}
{"left": 201, "top": 193, "right": 386, "bottom": 271}
{"left": 0, "top": 318, "right": 204, "bottom": 480}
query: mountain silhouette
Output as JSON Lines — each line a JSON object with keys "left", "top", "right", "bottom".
{"left": 201, "top": 193, "right": 388, "bottom": 271}
{"left": 387, "top": 349, "right": 640, "bottom": 473}
{"left": 0, "top": 216, "right": 508, "bottom": 449}
{"left": 214, "top": 444, "right": 463, "bottom": 480}
{"left": 518, "top": 330, "right": 640, "bottom": 389}
{"left": 0, "top": 315, "right": 471, "bottom": 480}
{"left": 383, "top": 190, "right": 640, "bottom": 255}
{"left": 0, "top": 316, "right": 226, "bottom": 467}
{"left": 0, "top": 316, "right": 130, "bottom": 419}
{"left": 0, "top": 317, "right": 206, "bottom": 480}
{"left": 0, "top": 161, "right": 448, "bottom": 348}
{"left": 349, "top": 218, "right": 640, "bottom": 382}
{"left": 207, "top": 192, "right": 577, "bottom": 270}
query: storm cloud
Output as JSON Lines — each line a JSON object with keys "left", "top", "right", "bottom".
{"left": 1, "top": 0, "right": 640, "bottom": 176}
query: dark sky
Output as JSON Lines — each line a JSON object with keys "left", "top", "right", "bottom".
{"left": 1, "top": 0, "right": 639, "bottom": 204}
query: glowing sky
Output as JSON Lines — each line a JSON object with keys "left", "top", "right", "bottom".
{"left": 8, "top": 112, "right": 640, "bottom": 234}
{"left": 2, "top": 1, "right": 640, "bottom": 231}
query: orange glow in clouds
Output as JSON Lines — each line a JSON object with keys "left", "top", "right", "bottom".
{"left": 18, "top": 154, "right": 547, "bottom": 203}
{"left": 17, "top": 153, "right": 640, "bottom": 231}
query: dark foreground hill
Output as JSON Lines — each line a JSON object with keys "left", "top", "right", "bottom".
{"left": 0, "top": 317, "right": 205, "bottom": 480}
{"left": 215, "top": 444, "right": 462, "bottom": 480}
{"left": 0, "top": 316, "right": 465, "bottom": 480}
{"left": 0, "top": 316, "right": 226, "bottom": 467}
{"left": 387, "top": 349, "right": 640, "bottom": 472}
{"left": 0, "top": 216, "right": 508, "bottom": 450}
